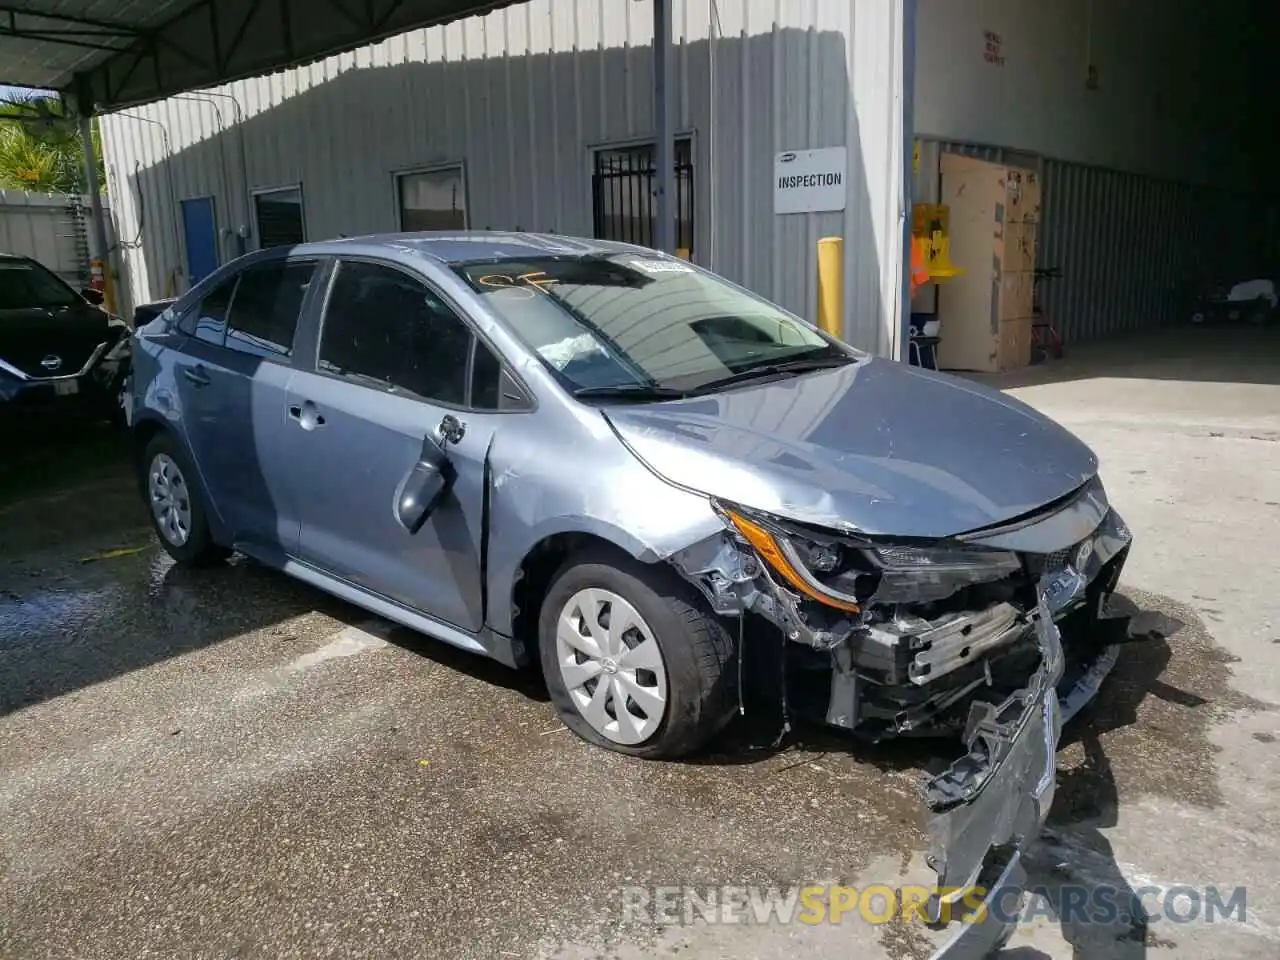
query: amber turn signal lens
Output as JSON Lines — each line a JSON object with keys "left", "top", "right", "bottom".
{"left": 725, "top": 510, "right": 861, "bottom": 614}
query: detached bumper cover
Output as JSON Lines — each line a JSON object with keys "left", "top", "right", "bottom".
{"left": 670, "top": 501, "right": 1134, "bottom": 959}
{"left": 926, "top": 508, "right": 1132, "bottom": 958}
{"left": 924, "top": 595, "right": 1061, "bottom": 942}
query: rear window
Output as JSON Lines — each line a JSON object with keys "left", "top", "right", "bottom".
{"left": 224, "top": 261, "right": 316, "bottom": 357}
{"left": 0, "top": 259, "right": 80, "bottom": 310}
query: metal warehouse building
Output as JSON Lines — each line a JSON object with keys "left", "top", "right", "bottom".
{"left": 94, "top": 0, "right": 1276, "bottom": 360}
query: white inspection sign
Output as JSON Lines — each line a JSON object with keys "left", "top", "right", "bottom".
{"left": 774, "top": 146, "right": 848, "bottom": 214}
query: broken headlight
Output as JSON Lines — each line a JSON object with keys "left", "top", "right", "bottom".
{"left": 716, "top": 504, "right": 869, "bottom": 613}
{"left": 866, "top": 545, "right": 1020, "bottom": 604}
{"left": 714, "top": 500, "right": 1020, "bottom": 611}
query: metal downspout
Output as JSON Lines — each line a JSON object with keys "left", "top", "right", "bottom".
{"left": 899, "top": 0, "right": 919, "bottom": 362}
{"left": 653, "top": 0, "right": 676, "bottom": 254}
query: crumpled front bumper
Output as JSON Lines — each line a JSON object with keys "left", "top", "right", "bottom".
{"left": 669, "top": 500, "right": 1133, "bottom": 958}
{"left": 924, "top": 509, "right": 1132, "bottom": 958}
{"left": 922, "top": 595, "right": 1062, "bottom": 958}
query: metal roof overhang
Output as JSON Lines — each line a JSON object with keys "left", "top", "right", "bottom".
{"left": 0, "top": 0, "right": 520, "bottom": 113}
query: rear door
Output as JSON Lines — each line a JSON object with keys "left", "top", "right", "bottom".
{"left": 284, "top": 258, "right": 519, "bottom": 632}
{"left": 172, "top": 259, "right": 320, "bottom": 557}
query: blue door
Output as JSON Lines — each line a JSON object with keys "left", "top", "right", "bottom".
{"left": 181, "top": 197, "right": 219, "bottom": 286}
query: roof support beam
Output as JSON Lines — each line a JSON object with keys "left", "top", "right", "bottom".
{"left": 374, "top": 0, "right": 413, "bottom": 32}
{"left": 321, "top": 0, "right": 367, "bottom": 32}
{"left": 3, "top": 0, "right": 527, "bottom": 113}
{"left": 0, "top": 4, "right": 144, "bottom": 37}
{"left": 219, "top": 1, "right": 261, "bottom": 78}
{"left": 0, "top": 26, "right": 126, "bottom": 53}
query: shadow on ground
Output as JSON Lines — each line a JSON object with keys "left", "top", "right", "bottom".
{"left": 0, "top": 425, "right": 368, "bottom": 715}
{"left": 960, "top": 322, "right": 1280, "bottom": 391}
{"left": 1006, "top": 589, "right": 1269, "bottom": 959}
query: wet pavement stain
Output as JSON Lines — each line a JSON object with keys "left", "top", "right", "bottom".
{"left": 1013, "top": 585, "right": 1275, "bottom": 960}
{"left": 1053, "top": 586, "right": 1270, "bottom": 819}
{"left": 0, "top": 463, "right": 937, "bottom": 960}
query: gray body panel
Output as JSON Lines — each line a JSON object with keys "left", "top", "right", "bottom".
{"left": 604, "top": 358, "right": 1098, "bottom": 539}
{"left": 130, "top": 229, "right": 1101, "bottom": 645}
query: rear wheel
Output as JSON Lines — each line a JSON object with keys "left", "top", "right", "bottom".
{"left": 538, "top": 546, "right": 737, "bottom": 759}
{"left": 141, "top": 433, "right": 229, "bottom": 566}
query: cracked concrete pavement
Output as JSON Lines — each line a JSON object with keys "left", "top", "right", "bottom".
{"left": 1, "top": 326, "right": 1277, "bottom": 959}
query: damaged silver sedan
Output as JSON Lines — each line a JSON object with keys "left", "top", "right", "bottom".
{"left": 130, "top": 232, "right": 1131, "bottom": 953}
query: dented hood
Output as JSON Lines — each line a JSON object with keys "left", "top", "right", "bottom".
{"left": 604, "top": 358, "right": 1098, "bottom": 539}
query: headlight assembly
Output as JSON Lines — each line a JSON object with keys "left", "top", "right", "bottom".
{"left": 715, "top": 504, "right": 868, "bottom": 613}
{"left": 714, "top": 501, "right": 1021, "bottom": 611}
{"left": 866, "top": 545, "right": 1020, "bottom": 604}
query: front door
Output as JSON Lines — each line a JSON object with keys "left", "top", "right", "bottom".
{"left": 180, "top": 197, "right": 220, "bottom": 286}
{"left": 284, "top": 259, "right": 499, "bottom": 632}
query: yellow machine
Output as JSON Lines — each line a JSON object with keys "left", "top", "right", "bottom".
{"left": 911, "top": 203, "right": 963, "bottom": 281}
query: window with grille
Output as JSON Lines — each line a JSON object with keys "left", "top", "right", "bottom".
{"left": 591, "top": 139, "right": 693, "bottom": 257}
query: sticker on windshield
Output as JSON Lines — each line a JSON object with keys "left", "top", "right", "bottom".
{"left": 629, "top": 259, "right": 694, "bottom": 275}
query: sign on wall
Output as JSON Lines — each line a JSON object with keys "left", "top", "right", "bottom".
{"left": 983, "top": 30, "right": 1005, "bottom": 66}
{"left": 774, "top": 147, "right": 847, "bottom": 215}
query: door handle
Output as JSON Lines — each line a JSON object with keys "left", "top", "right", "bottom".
{"left": 288, "top": 401, "right": 326, "bottom": 429}
{"left": 182, "top": 365, "right": 211, "bottom": 387}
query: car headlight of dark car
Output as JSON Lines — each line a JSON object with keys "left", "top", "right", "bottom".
{"left": 712, "top": 500, "right": 1019, "bottom": 610}
{"left": 102, "top": 334, "right": 131, "bottom": 364}
{"left": 102, "top": 320, "right": 132, "bottom": 360}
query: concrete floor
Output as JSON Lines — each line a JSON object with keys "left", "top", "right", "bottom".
{"left": 1, "top": 325, "right": 1277, "bottom": 959}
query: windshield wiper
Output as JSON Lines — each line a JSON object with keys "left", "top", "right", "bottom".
{"left": 693, "top": 354, "right": 854, "bottom": 393}
{"left": 572, "top": 383, "right": 689, "bottom": 402}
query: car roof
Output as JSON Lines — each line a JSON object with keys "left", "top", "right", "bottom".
{"left": 262, "top": 231, "right": 658, "bottom": 265}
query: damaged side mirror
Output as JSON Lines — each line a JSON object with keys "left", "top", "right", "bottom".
{"left": 395, "top": 427, "right": 455, "bottom": 534}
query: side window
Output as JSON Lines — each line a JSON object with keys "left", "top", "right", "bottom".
{"left": 224, "top": 261, "right": 316, "bottom": 358}
{"left": 319, "top": 261, "right": 475, "bottom": 406}
{"left": 470, "top": 340, "right": 503, "bottom": 411}
{"left": 191, "top": 279, "right": 235, "bottom": 345}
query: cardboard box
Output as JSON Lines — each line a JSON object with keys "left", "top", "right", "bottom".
{"left": 1003, "top": 221, "right": 1037, "bottom": 273}
{"left": 998, "top": 316, "right": 1033, "bottom": 370}
{"left": 999, "top": 269, "right": 1035, "bottom": 323}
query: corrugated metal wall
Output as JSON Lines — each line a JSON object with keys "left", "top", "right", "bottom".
{"left": 0, "top": 189, "right": 98, "bottom": 287}
{"left": 913, "top": 138, "right": 1280, "bottom": 344}
{"left": 100, "top": 0, "right": 907, "bottom": 356}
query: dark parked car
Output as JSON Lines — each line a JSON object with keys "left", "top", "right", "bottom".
{"left": 0, "top": 253, "right": 131, "bottom": 426}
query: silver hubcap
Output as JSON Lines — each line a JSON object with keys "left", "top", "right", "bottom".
{"left": 149, "top": 453, "right": 192, "bottom": 547}
{"left": 556, "top": 588, "right": 668, "bottom": 745}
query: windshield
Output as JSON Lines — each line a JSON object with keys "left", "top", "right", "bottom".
{"left": 0, "top": 258, "right": 81, "bottom": 310}
{"left": 453, "top": 254, "right": 850, "bottom": 395}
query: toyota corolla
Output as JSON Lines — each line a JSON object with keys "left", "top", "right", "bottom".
{"left": 128, "top": 233, "right": 1132, "bottom": 955}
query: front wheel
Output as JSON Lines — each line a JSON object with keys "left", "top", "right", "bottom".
{"left": 538, "top": 547, "right": 738, "bottom": 759}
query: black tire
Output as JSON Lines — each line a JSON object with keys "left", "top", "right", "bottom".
{"left": 538, "top": 545, "right": 738, "bottom": 759}
{"left": 140, "top": 432, "right": 229, "bottom": 566}
{"left": 106, "top": 372, "right": 130, "bottom": 428}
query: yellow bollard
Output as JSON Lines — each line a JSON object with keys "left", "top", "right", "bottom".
{"left": 817, "top": 236, "right": 844, "bottom": 338}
